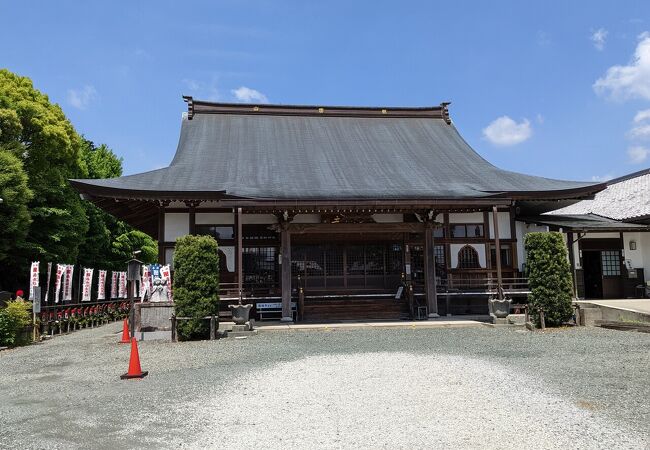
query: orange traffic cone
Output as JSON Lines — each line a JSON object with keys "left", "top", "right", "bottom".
{"left": 119, "top": 319, "right": 130, "bottom": 344}
{"left": 120, "top": 337, "right": 148, "bottom": 379}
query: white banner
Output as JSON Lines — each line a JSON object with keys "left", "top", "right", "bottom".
{"left": 82, "top": 268, "right": 93, "bottom": 302}
{"left": 29, "top": 261, "right": 39, "bottom": 301}
{"left": 64, "top": 264, "right": 74, "bottom": 301}
{"left": 118, "top": 271, "right": 127, "bottom": 298}
{"left": 55, "top": 264, "right": 64, "bottom": 303}
{"left": 110, "top": 271, "right": 118, "bottom": 299}
{"left": 140, "top": 265, "right": 151, "bottom": 302}
{"left": 97, "top": 270, "right": 107, "bottom": 300}
{"left": 161, "top": 265, "right": 173, "bottom": 302}
{"left": 44, "top": 262, "right": 52, "bottom": 303}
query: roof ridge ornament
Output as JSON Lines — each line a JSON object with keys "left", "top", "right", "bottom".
{"left": 440, "top": 102, "right": 451, "bottom": 125}
{"left": 183, "top": 95, "right": 194, "bottom": 120}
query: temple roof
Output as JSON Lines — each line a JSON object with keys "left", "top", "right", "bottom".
{"left": 71, "top": 98, "right": 603, "bottom": 202}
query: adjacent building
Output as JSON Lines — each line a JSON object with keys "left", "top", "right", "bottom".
{"left": 531, "top": 170, "right": 650, "bottom": 299}
{"left": 71, "top": 98, "right": 609, "bottom": 320}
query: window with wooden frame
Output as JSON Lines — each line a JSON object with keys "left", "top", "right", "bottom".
{"left": 450, "top": 224, "right": 484, "bottom": 238}
{"left": 457, "top": 245, "right": 481, "bottom": 269}
{"left": 194, "top": 225, "right": 235, "bottom": 241}
{"left": 601, "top": 250, "right": 621, "bottom": 276}
{"left": 489, "top": 244, "right": 512, "bottom": 268}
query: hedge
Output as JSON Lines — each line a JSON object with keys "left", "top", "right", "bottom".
{"left": 173, "top": 235, "right": 220, "bottom": 341}
{"left": 0, "top": 300, "right": 32, "bottom": 347}
{"left": 524, "top": 232, "right": 574, "bottom": 327}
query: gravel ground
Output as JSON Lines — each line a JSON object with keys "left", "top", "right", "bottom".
{"left": 0, "top": 323, "right": 649, "bottom": 449}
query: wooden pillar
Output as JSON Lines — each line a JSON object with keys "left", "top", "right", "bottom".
{"left": 492, "top": 205, "right": 504, "bottom": 300}
{"left": 280, "top": 225, "right": 293, "bottom": 322}
{"left": 188, "top": 203, "right": 196, "bottom": 235}
{"left": 157, "top": 204, "right": 165, "bottom": 264}
{"left": 237, "top": 207, "right": 243, "bottom": 302}
{"left": 424, "top": 222, "right": 439, "bottom": 318}
{"left": 567, "top": 231, "right": 578, "bottom": 298}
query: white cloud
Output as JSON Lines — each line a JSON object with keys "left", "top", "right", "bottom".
{"left": 231, "top": 86, "right": 268, "bottom": 103}
{"left": 629, "top": 123, "right": 650, "bottom": 140}
{"left": 591, "top": 174, "right": 613, "bottom": 182}
{"left": 66, "top": 85, "right": 97, "bottom": 110}
{"left": 593, "top": 32, "right": 650, "bottom": 101}
{"left": 590, "top": 28, "right": 608, "bottom": 51}
{"left": 536, "top": 31, "right": 551, "bottom": 47}
{"left": 182, "top": 78, "right": 201, "bottom": 91}
{"left": 634, "top": 109, "right": 650, "bottom": 122}
{"left": 482, "top": 116, "right": 532, "bottom": 146}
{"left": 628, "top": 145, "right": 649, "bottom": 163}
{"left": 627, "top": 108, "right": 650, "bottom": 140}
{"left": 181, "top": 78, "right": 220, "bottom": 101}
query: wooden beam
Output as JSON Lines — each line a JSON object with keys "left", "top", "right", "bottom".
{"left": 280, "top": 222, "right": 430, "bottom": 234}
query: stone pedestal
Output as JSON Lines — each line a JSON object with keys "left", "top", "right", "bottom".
{"left": 134, "top": 302, "right": 174, "bottom": 332}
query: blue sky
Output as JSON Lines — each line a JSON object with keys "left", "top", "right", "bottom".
{"left": 2, "top": 1, "right": 650, "bottom": 182}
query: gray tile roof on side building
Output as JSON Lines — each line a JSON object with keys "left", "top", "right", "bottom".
{"left": 71, "top": 99, "right": 603, "bottom": 201}
{"left": 520, "top": 214, "right": 650, "bottom": 231}
{"left": 548, "top": 169, "right": 650, "bottom": 222}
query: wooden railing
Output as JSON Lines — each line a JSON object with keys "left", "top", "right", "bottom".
{"left": 437, "top": 277, "right": 529, "bottom": 295}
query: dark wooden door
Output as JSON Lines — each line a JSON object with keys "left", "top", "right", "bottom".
{"left": 583, "top": 251, "right": 603, "bottom": 299}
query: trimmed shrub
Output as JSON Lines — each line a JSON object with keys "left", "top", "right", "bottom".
{"left": 173, "top": 235, "right": 219, "bottom": 341}
{"left": 0, "top": 300, "right": 32, "bottom": 347}
{"left": 524, "top": 232, "right": 574, "bottom": 327}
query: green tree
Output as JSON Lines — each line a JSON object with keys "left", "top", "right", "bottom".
{"left": 77, "top": 138, "right": 124, "bottom": 269}
{"left": 524, "top": 232, "right": 574, "bottom": 327}
{"left": 0, "top": 150, "right": 33, "bottom": 288}
{"left": 111, "top": 230, "right": 157, "bottom": 268}
{"left": 173, "top": 235, "right": 220, "bottom": 341}
{"left": 0, "top": 69, "right": 88, "bottom": 270}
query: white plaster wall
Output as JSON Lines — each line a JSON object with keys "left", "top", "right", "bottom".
{"left": 372, "top": 214, "right": 404, "bottom": 223}
{"left": 195, "top": 212, "right": 234, "bottom": 224}
{"left": 164, "top": 213, "right": 189, "bottom": 241}
{"left": 514, "top": 221, "right": 549, "bottom": 271}
{"left": 488, "top": 212, "right": 511, "bottom": 239}
{"left": 449, "top": 212, "right": 483, "bottom": 223}
{"left": 293, "top": 214, "right": 321, "bottom": 223}
{"left": 572, "top": 236, "right": 580, "bottom": 269}
{"left": 641, "top": 233, "right": 650, "bottom": 281}
{"left": 623, "top": 232, "right": 644, "bottom": 269}
{"left": 242, "top": 214, "right": 278, "bottom": 224}
{"left": 450, "top": 243, "right": 486, "bottom": 269}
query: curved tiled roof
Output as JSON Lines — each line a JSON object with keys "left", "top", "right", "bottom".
{"left": 72, "top": 99, "right": 602, "bottom": 201}
{"left": 548, "top": 170, "right": 650, "bottom": 221}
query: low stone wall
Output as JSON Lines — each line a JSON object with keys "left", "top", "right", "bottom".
{"left": 134, "top": 302, "right": 174, "bottom": 331}
{"left": 577, "top": 302, "right": 650, "bottom": 326}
